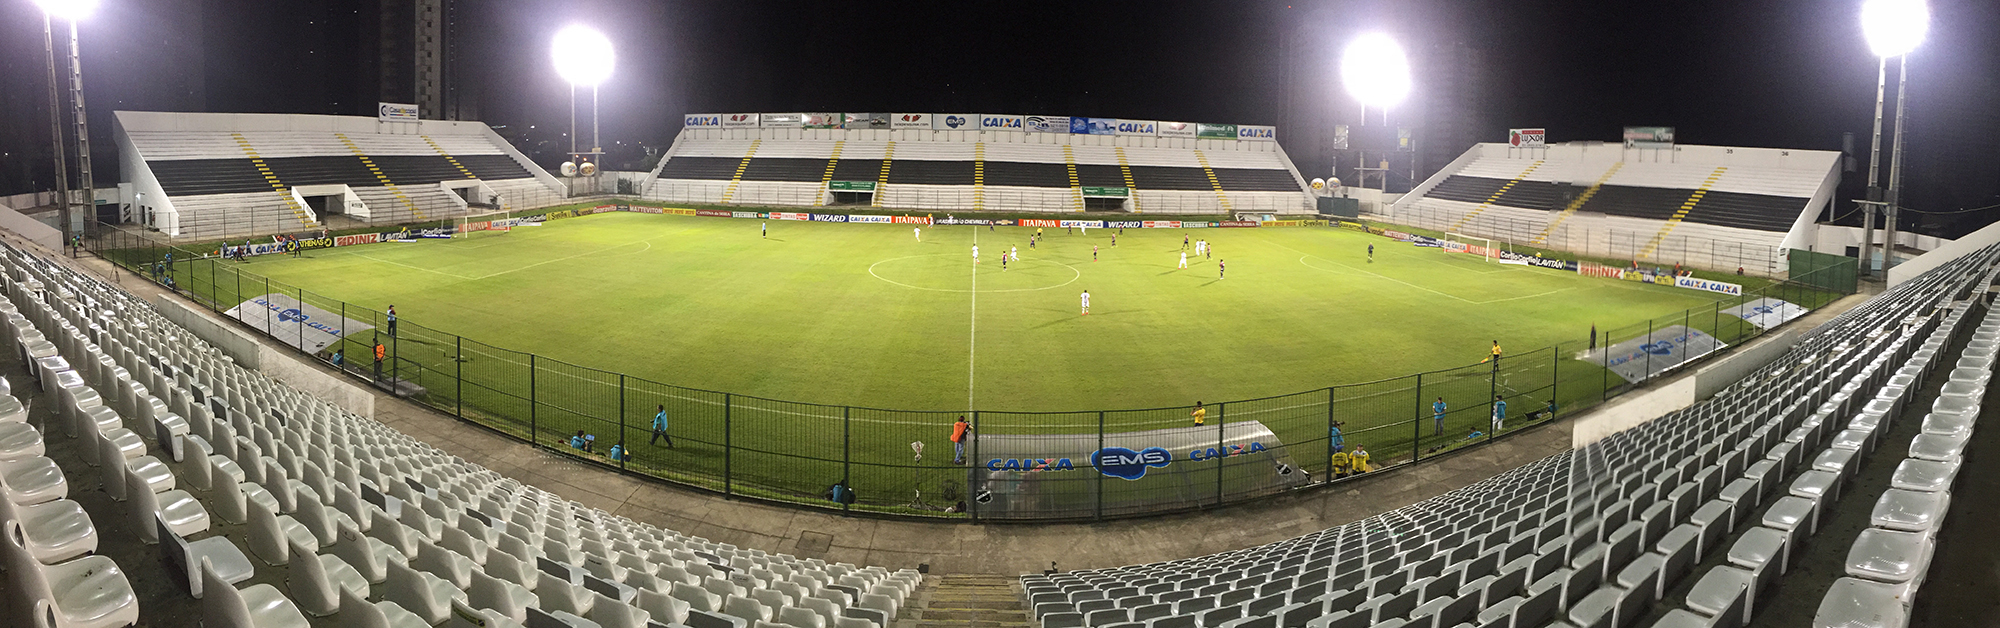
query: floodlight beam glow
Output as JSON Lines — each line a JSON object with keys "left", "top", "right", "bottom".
{"left": 32, "top": 0, "right": 99, "bottom": 20}
{"left": 551, "top": 25, "right": 615, "bottom": 87}
{"left": 1340, "top": 33, "right": 1412, "bottom": 109}
{"left": 1861, "top": 0, "right": 1929, "bottom": 58}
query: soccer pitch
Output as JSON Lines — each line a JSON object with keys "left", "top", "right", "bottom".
{"left": 230, "top": 211, "right": 1719, "bottom": 412}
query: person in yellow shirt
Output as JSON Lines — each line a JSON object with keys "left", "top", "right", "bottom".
{"left": 1191, "top": 401, "right": 1207, "bottom": 426}
{"left": 1351, "top": 445, "right": 1372, "bottom": 473}
{"left": 1329, "top": 449, "right": 1352, "bottom": 479}
{"left": 1484, "top": 340, "right": 1503, "bottom": 372}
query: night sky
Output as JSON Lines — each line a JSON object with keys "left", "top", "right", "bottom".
{"left": 3, "top": 0, "right": 1996, "bottom": 235}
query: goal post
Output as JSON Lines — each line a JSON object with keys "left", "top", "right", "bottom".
{"left": 1443, "top": 232, "right": 1501, "bottom": 262}
{"left": 456, "top": 210, "right": 514, "bottom": 237}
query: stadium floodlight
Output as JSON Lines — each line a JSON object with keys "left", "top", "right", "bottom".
{"left": 31, "top": 0, "right": 98, "bottom": 20}
{"left": 1861, "top": 0, "right": 1929, "bottom": 59}
{"left": 551, "top": 25, "right": 615, "bottom": 87}
{"left": 1340, "top": 33, "right": 1412, "bottom": 111}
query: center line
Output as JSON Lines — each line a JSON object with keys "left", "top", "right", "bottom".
{"left": 968, "top": 227, "right": 978, "bottom": 411}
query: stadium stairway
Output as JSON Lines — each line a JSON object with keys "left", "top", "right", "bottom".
{"left": 913, "top": 574, "right": 1032, "bottom": 628}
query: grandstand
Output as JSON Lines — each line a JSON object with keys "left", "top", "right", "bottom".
{"left": 1385, "top": 143, "right": 1840, "bottom": 274}
{"left": 114, "top": 111, "right": 567, "bottom": 239}
{"left": 641, "top": 114, "right": 1315, "bottom": 215}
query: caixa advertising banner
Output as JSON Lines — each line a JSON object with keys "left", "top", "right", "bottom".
{"left": 1583, "top": 325, "right": 1726, "bottom": 384}
{"left": 971, "top": 420, "right": 1306, "bottom": 519}
{"left": 224, "top": 294, "right": 375, "bottom": 354}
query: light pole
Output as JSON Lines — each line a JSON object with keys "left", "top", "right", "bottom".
{"left": 1859, "top": 0, "right": 1928, "bottom": 275}
{"left": 1340, "top": 32, "right": 1411, "bottom": 194}
{"left": 552, "top": 25, "right": 614, "bottom": 198}
{"left": 34, "top": 0, "right": 98, "bottom": 245}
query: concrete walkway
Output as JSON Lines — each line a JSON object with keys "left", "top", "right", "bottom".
{"left": 66, "top": 250, "right": 1866, "bottom": 576}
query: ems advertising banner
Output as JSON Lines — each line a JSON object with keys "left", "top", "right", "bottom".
{"left": 1509, "top": 128, "right": 1546, "bottom": 147}
{"left": 1623, "top": 126, "right": 1675, "bottom": 149}
{"left": 683, "top": 114, "right": 722, "bottom": 128}
{"left": 1071, "top": 117, "right": 1117, "bottom": 135}
{"left": 1237, "top": 125, "right": 1276, "bottom": 141}
{"left": 933, "top": 114, "right": 976, "bottom": 130}
{"left": 981, "top": 114, "right": 1025, "bottom": 131}
{"left": 891, "top": 113, "right": 931, "bottom": 129}
{"left": 225, "top": 294, "right": 375, "bottom": 354}
{"left": 972, "top": 420, "right": 1306, "bottom": 519}
{"left": 377, "top": 102, "right": 419, "bottom": 122}
{"left": 1115, "top": 120, "right": 1158, "bottom": 136}
{"left": 760, "top": 113, "right": 803, "bottom": 128}
{"left": 1025, "top": 115, "right": 1070, "bottom": 133}
{"left": 721, "top": 114, "right": 759, "bottom": 128}
{"left": 1722, "top": 298, "right": 1808, "bottom": 329}
{"left": 1584, "top": 325, "right": 1726, "bottom": 384}
{"left": 1159, "top": 121, "right": 1197, "bottom": 138}
{"left": 801, "top": 113, "right": 841, "bottom": 129}
{"left": 1196, "top": 123, "right": 1238, "bottom": 139}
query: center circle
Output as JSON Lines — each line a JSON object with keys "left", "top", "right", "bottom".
{"left": 868, "top": 254, "right": 1081, "bottom": 293}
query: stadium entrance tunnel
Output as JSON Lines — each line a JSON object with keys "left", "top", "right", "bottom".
{"left": 828, "top": 190, "right": 874, "bottom": 205}
{"left": 1083, "top": 197, "right": 1132, "bottom": 212}
{"left": 290, "top": 183, "right": 363, "bottom": 219}
{"left": 868, "top": 254, "right": 1081, "bottom": 293}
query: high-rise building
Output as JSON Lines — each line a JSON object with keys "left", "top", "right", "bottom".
{"left": 374, "top": 0, "right": 472, "bottom": 120}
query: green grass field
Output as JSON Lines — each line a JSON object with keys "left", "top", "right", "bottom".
{"left": 138, "top": 209, "right": 1821, "bottom": 515}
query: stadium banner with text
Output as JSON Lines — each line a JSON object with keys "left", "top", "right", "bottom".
{"left": 1577, "top": 261, "right": 1624, "bottom": 279}
{"left": 1115, "top": 120, "right": 1157, "bottom": 136}
{"left": 1623, "top": 126, "right": 1675, "bottom": 149}
{"left": 802, "top": 113, "right": 841, "bottom": 129}
{"left": 377, "top": 102, "right": 419, "bottom": 122}
{"left": 224, "top": 294, "right": 376, "bottom": 354}
{"left": 696, "top": 209, "right": 733, "bottom": 217}
{"left": 845, "top": 113, "right": 891, "bottom": 129}
{"left": 1219, "top": 221, "right": 1260, "bottom": 228}
{"left": 1182, "top": 221, "right": 1211, "bottom": 229}
{"left": 891, "top": 113, "right": 931, "bottom": 129}
{"left": 1265, "top": 220, "right": 1306, "bottom": 227}
{"left": 1025, "top": 115, "right": 1070, "bottom": 133}
{"left": 1160, "top": 121, "right": 1197, "bottom": 138}
{"left": 1106, "top": 221, "right": 1143, "bottom": 229}
{"left": 847, "top": 215, "right": 893, "bottom": 223}
{"left": 973, "top": 420, "right": 1306, "bottom": 519}
{"left": 659, "top": 208, "right": 696, "bottom": 215}
{"left": 1237, "top": 125, "right": 1276, "bottom": 141}
{"left": 1071, "top": 117, "right": 1117, "bottom": 135}
{"left": 1499, "top": 250, "right": 1578, "bottom": 272}
{"left": 1143, "top": 220, "right": 1182, "bottom": 228}
{"left": 760, "top": 113, "right": 803, "bottom": 128}
{"left": 828, "top": 180, "right": 876, "bottom": 191}
{"left": 721, "top": 113, "right": 759, "bottom": 128}
{"left": 1584, "top": 325, "right": 1726, "bottom": 384}
{"left": 1674, "top": 276, "right": 1744, "bottom": 296}
{"left": 934, "top": 218, "right": 992, "bottom": 225}
{"left": 1508, "top": 128, "right": 1546, "bottom": 147}
{"left": 1197, "top": 123, "right": 1238, "bottom": 139}
{"left": 1080, "top": 187, "right": 1129, "bottom": 198}
{"left": 891, "top": 216, "right": 932, "bottom": 225}
{"left": 1059, "top": 220, "right": 1106, "bottom": 229}
{"left": 981, "top": 114, "right": 1025, "bottom": 131}
{"left": 683, "top": 114, "right": 722, "bottom": 128}
{"left": 810, "top": 214, "right": 847, "bottom": 222}
{"left": 769, "top": 212, "right": 810, "bottom": 221}
{"left": 1723, "top": 298, "right": 1808, "bottom": 329}
{"left": 933, "top": 114, "right": 976, "bottom": 130}
{"left": 730, "top": 211, "right": 762, "bottom": 219}
{"left": 1019, "top": 219, "right": 1061, "bottom": 228}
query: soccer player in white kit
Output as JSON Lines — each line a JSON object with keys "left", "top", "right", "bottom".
{"left": 972, "top": 245, "right": 980, "bottom": 263}
{"left": 1080, "top": 290, "right": 1090, "bottom": 315}
{"left": 914, "top": 227, "right": 921, "bottom": 241}
{"left": 1011, "top": 245, "right": 1018, "bottom": 261}
{"left": 1178, "top": 251, "right": 1189, "bottom": 269}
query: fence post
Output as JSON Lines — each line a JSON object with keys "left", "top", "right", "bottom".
{"left": 969, "top": 410, "right": 979, "bottom": 523}
{"left": 1488, "top": 360, "right": 1499, "bottom": 441}
{"left": 1325, "top": 386, "right": 1337, "bottom": 477}
{"left": 618, "top": 374, "right": 627, "bottom": 470}
{"left": 263, "top": 277, "right": 271, "bottom": 337}
{"left": 841, "top": 406, "right": 851, "bottom": 513}
{"left": 1550, "top": 345, "right": 1560, "bottom": 421}
{"left": 529, "top": 354, "right": 538, "bottom": 447}
{"left": 455, "top": 335, "right": 463, "bottom": 418}
{"left": 1411, "top": 374, "right": 1424, "bottom": 463}
{"left": 1601, "top": 329, "right": 1610, "bottom": 402}
{"left": 1215, "top": 402, "right": 1226, "bottom": 507}
{"left": 297, "top": 287, "right": 305, "bottom": 353}
{"left": 723, "top": 393, "right": 732, "bottom": 496}
{"left": 1095, "top": 410, "right": 1105, "bottom": 520}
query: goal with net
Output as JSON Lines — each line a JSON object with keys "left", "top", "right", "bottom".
{"left": 456, "top": 210, "right": 514, "bottom": 237}
{"left": 1443, "top": 232, "right": 1501, "bottom": 262}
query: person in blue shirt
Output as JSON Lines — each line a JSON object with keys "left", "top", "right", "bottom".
{"left": 1491, "top": 395, "right": 1507, "bottom": 432}
{"left": 1432, "top": 397, "right": 1447, "bottom": 436}
{"left": 649, "top": 404, "right": 673, "bottom": 447}
{"left": 607, "top": 444, "right": 631, "bottom": 462}
{"left": 570, "top": 430, "right": 595, "bottom": 453}
{"left": 385, "top": 305, "right": 398, "bottom": 337}
{"left": 1328, "top": 421, "right": 1346, "bottom": 455}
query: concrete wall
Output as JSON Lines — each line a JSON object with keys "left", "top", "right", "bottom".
{"left": 150, "top": 293, "right": 375, "bottom": 418}
{"left": 151, "top": 295, "right": 260, "bottom": 369}
{"left": 1573, "top": 326, "right": 1804, "bottom": 448}
{"left": 1889, "top": 217, "right": 2000, "bottom": 286}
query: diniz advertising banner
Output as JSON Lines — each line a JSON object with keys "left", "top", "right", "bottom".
{"left": 759, "top": 113, "right": 803, "bottom": 128}
{"left": 1584, "top": 325, "right": 1726, "bottom": 384}
{"left": 972, "top": 420, "right": 1306, "bottom": 519}
{"left": 721, "top": 113, "right": 759, "bottom": 128}
{"left": 1159, "top": 121, "right": 1197, "bottom": 138}
{"left": 1025, "top": 115, "right": 1070, "bottom": 133}
{"left": 933, "top": 114, "right": 976, "bottom": 130}
{"left": 1723, "top": 298, "right": 1808, "bottom": 330}
{"left": 225, "top": 294, "right": 376, "bottom": 354}
{"left": 891, "top": 113, "right": 931, "bottom": 129}
{"left": 1509, "top": 128, "right": 1546, "bottom": 147}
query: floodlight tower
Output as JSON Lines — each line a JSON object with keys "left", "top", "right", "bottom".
{"left": 34, "top": 0, "right": 99, "bottom": 244}
{"left": 1340, "top": 33, "right": 1411, "bottom": 193}
{"left": 1858, "top": 0, "right": 1928, "bottom": 276}
{"left": 552, "top": 25, "right": 615, "bottom": 197}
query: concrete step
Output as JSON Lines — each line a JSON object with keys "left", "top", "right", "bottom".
{"left": 902, "top": 574, "right": 1033, "bottom": 628}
